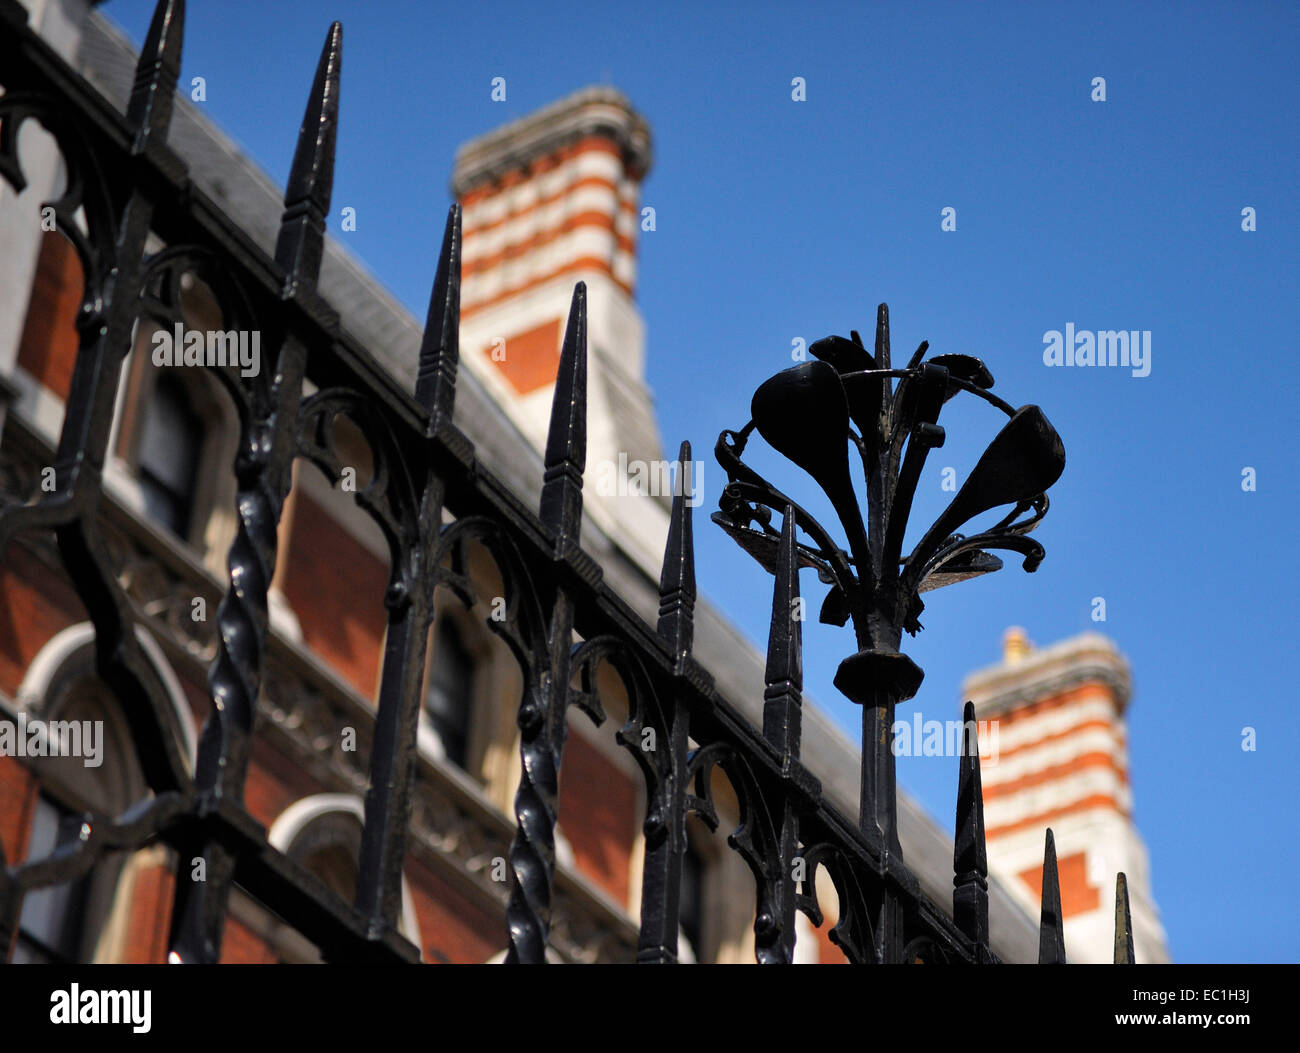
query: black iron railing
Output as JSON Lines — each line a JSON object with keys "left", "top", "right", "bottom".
{"left": 0, "top": 0, "right": 1132, "bottom": 964}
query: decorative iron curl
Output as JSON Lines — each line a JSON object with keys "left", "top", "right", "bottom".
{"left": 429, "top": 516, "right": 562, "bottom": 964}
{"left": 430, "top": 515, "right": 547, "bottom": 679}
{"left": 796, "top": 841, "right": 878, "bottom": 964}
{"left": 137, "top": 244, "right": 262, "bottom": 421}
{"left": 0, "top": 92, "right": 118, "bottom": 331}
{"left": 568, "top": 637, "right": 670, "bottom": 845}
{"left": 0, "top": 97, "right": 120, "bottom": 545}
{"left": 296, "top": 388, "right": 423, "bottom": 600}
{"left": 685, "top": 742, "right": 793, "bottom": 963}
{"left": 712, "top": 320, "right": 1065, "bottom": 644}
{"left": 902, "top": 934, "right": 953, "bottom": 964}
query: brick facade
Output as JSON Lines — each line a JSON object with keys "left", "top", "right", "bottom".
{"left": 15, "top": 232, "right": 80, "bottom": 401}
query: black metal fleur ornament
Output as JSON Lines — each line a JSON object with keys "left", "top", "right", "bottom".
{"left": 714, "top": 304, "right": 1065, "bottom": 858}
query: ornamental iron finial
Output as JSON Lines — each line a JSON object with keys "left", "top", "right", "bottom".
{"left": 713, "top": 304, "right": 1065, "bottom": 855}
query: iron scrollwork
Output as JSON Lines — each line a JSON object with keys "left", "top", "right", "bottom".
{"left": 713, "top": 306, "right": 1065, "bottom": 652}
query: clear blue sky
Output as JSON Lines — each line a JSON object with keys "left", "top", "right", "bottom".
{"left": 105, "top": 0, "right": 1299, "bottom": 962}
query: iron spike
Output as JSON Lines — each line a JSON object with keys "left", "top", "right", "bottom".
{"left": 953, "top": 700, "right": 989, "bottom": 950}
{"left": 874, "top": 303, "right": 890, "bottom": 371}
{"left": 1038, "top": 827, "right": 1067, "bottom": 963}
{"left": 761, "top": 505, "right": 803, "bottom": 758}
{"left": 656, "top": 439, "right": 696, "bottom": 661}
{"left": 415, "top": 204, "right": 462, "bottom": 425}
{"left": 539, "top": 283, "right": 587, "bottom": 548}
{"left": 127, "top": 0, "right": 185, "bottom": 149}
{"left": 1114, "top": 872, "right": 1135, "bottom": 964}
{"left": 275, "top": 22, "right": 343, "bottom": 293}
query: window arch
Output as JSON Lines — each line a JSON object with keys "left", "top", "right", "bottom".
{"left": 11, "top": 623, "right": 197, "bottom": 963}
{"left": 16, "top": 622, "right": 198, "bottom": 770}
{"left": 13, "top": 672, "right": 141, "bottom": 963}
{"left": 111, "top": 308, "right": 241, "bottom": 564}
{"left": 266, "top": 794, "right": 423, "bottom": 961}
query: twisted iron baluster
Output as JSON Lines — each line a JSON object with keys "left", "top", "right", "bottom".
{"left": 505, "top": 284, "right": 587, "bottom": 963}
{"left": 168, "top": 23, "right": 340, "bottom": 964}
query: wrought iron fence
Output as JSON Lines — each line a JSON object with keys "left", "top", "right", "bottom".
{"left": 0, "top": 0, "right": 1134, "bottom": 964}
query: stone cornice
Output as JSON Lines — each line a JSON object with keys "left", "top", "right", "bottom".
{"left": 962, "top": 634, "right": 1132, "bottom": 718}
{"left": 451, "top": 86, "right": 652, "bottom": 197}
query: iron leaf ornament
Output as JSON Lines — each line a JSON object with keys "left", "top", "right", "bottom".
{"left": 714, "top": 303, "right": 1065, "bottom": 809}
{"left": 715, "top": 304, "right": 1064, "bottom": 651}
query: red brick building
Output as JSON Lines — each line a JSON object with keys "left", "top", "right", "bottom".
{"left": 0, "top": 0, "right": 1162, "bottom": 964}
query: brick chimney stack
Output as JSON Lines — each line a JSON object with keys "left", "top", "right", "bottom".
{"left": 962, "top": 630, "right": 1170, "bottom": 963}
{"left": 453, "top": 87, "right": 650, "bottom": 318}
{"left": 450, "top": 88, "right": 670, "bottom": 575}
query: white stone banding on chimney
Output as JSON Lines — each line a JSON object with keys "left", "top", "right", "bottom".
{"left": 961, "top": 630, "right": 1169, "bottom": 962}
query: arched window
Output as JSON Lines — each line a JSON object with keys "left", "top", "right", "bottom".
{"left": 12, "top": 624, "right": 196, "bottom": 964}
{"left": 284, "top": 810, "right": 362, "bottom": 904}
{"left": 265, "top": 796, "right": 422, "bottom": 962}
{"left": 13, "top": 677, "right": 145, "bottom": 963}
{"left": 425, "top": 617, "right": 475, "bottom": 769}
{"left": 137, "top": 373, "right": 203, "bottom": 538}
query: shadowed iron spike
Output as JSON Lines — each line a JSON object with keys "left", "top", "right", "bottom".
{"left": 657, "top": 439, "right": 696, "bottom": 662}
{"left": 1114, "top": 872, "right": 1135, "bottom": 964}
{"left": 873, "top": 303, "right": 890, "bottom": 371}
{"left": 539, "top": 283, "right": 587, "bottom": 549}
{"left": 761, "top": 505, "right": 803, "bottom": 759}
{"left": 126, "top": 0, "right": 185, "bottom": 150}
{"left": 882, "top": 362, "right": 948, "bottom": 569}
{"left": 274, "top": 22, "right": 342, "bottom": 294}
{"left": 1039, "top": 827, "right": 1067, "bottom": 963}
{"left": 872, "top": 303, "right": 892, "bottom": 436}
{"left": 953, "top": 700, "right": 989, "bottom": 951}
{"left": 415, "top": 204, "right": 462, "bottom": 425}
